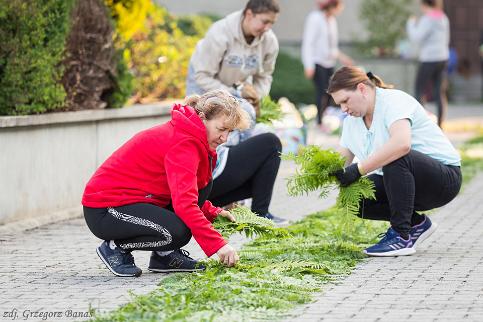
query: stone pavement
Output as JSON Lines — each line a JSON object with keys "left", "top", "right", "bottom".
{"left": 286, "top": 173, "right": 483, "bottom": 322}
{"left": 1, "top": 104, "right": 482, "bottom": 322}
{"left": 0, "top": 154, "right": 335, "bottom": 322}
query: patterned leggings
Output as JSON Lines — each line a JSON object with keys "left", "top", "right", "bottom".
{"left": 83, "top": 203, "right": 191, "bottom": 251}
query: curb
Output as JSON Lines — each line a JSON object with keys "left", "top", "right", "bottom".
{"left": 0, "top": 206, "right": 82, "bottom": 235}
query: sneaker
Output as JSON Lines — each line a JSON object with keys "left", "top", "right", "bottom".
{"left": 148, "top": 249, "right": 205, "bottom": 273}
{"left": 410, "top": 215, "right": 437, "bottom": 248}
{"left": 364, "top": 227, "right": 416, "bottom": 257}
{"left": 96, "top": 241, "right": 142, "bottom": 277}
{"left": 263, "top": 213, "right": 290, "bottom": 226}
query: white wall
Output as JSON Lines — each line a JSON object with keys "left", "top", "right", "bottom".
{"left": 0, "top": 104, "right": 172, "bottom": 224}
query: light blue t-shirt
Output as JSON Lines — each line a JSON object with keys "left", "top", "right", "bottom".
{"left": 340, "top": 88, "right": 460, "bottom": 175}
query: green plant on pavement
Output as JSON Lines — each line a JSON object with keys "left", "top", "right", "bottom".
{"left": 89, "top": 207, "right": 385, "bottom": 322}
{"left": 213, "top": 206, "right": 289, "bottom": 239}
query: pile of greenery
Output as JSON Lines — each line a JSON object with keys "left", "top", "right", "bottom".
{"left": 89, "top": 207, "right": 385, "bottom": 321}
{"left": 257, "top": 96, "right": 284, "bottom": 125}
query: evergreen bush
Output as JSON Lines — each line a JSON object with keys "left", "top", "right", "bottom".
{"left": 270, "top": 51, "right": 315, "bottom": 105}
{"left": 0, "top": 0, "right": 73, "bottom": 115}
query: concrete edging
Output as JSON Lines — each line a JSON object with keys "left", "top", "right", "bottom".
{"left": 0, "top": 101, "right": 174, "bottom": 227}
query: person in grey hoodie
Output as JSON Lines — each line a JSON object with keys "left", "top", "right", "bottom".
{"left": 407, "top": 0, "right": 450, "bottom": 127}
{"left": 186, "top": 0, "right": 288, "bottom": 225}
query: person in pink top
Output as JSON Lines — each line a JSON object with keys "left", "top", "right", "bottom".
{"left": 407, "top": 0, "right": 450, "bottom": 127}
{"left": 82, "top": 90, "right": 249, "bottom": 277}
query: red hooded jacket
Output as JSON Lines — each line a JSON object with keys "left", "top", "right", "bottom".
{"left": 82, "top": 104, "right": 226, "bottom": 257}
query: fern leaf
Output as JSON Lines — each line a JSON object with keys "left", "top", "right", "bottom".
{"left": 213, "top": 206, "right": 290, "bottom": 239}
{"left": 257, "top": 96, "right": 284, "bottom": 124}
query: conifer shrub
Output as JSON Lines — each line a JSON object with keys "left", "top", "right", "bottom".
{"left": 0, "top": 0, "right": 73, "bottom": 115}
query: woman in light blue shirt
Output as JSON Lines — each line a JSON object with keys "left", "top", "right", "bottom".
{"left": 328, "top": 66, "right": 461, "bottom": 257}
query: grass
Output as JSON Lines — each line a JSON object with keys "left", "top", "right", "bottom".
{"left": 460, "top": 134, "right": 483, "bottom": 184}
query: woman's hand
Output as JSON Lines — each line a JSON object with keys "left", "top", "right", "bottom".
{"left": 333, "top": 163, "right": 362, "bottom": 187}
{"left": 304, "top": 68, "right": 315, "bottom": 79}
{"left": 218, "top": 210, "right": 235, "bottom": 222}
{"left": 241, "top": 83, "right": 260, "bottom": 116}
{"left": 216, "top": 244, "right": 239, "bottom": 267}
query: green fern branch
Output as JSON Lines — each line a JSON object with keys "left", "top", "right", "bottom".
{"left": 257, "top": 95, "right": 284, "bottom": 124}
{"left": 213, "top": 206, "right": 290, "bottom": 239}
{"left": 284, "top": 146, "right": 375, "bottom": 217}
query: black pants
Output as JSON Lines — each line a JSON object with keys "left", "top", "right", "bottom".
{"left": 356, "top": 150, "right": 462, "bottom": 236}
{"left": 209, "top": 133, "right": 282, "bottom": 216}
{"left": 313, "top": 64, "right": 334, "bottom": 125}
{"left": 83, "top": 181, "right": 213, "bottom": 251}
{"left": 415, "top": 61, "right": 448, "bottom": 127}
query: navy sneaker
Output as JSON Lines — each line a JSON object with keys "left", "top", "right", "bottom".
{"left": 96, "top": 241, "right": 142, "bottom": 277}
{"left": 148, "top": 249, "right": 205, "bottom": 273}
{"left": 263, "top": 213, "right": 290, "bottom": 226}
{"left": 410, "top": 215, "right": 437, "bottom": 248}
{"left": 364, "top": 227, "right": 416, "bottom": 257}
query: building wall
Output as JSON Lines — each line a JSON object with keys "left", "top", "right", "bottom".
{"left": 444, "top": 0, "right": 483, "bottom": 75}
{"left": 156, "top": 0, "right": 367, "bottom": 44}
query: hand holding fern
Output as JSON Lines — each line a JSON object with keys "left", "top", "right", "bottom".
{"left": 217, "top": 244, "right": 239, "bottom": 267}
{"left": 333, "top": 163, "right": 362, "bottom": 187}
{"left": 218, "top": 210, "right": 236, "bottom": 222}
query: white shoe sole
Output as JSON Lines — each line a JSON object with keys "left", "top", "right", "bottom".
{"left": 148, "top": 267, "right": 205, "bottom": 273}
{"left": 364, "top": 247, "right": 416, "bottom": 257}
{"left": 412, "top": 222, "right": 438, "bottom": 249}
{"left": 96, "top": 247, "right": 141, "bottom": 277}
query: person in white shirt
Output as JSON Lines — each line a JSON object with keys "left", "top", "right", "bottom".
{"left": 328, "top": 66, "right": 461, "bottom": 257}
{"left": 301, "top": 0, "right": 353, "bottom": 131}
{"left": 407, "top": 0, "right": 450, "bottom": 127}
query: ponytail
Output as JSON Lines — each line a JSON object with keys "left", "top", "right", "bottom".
{"left": 366, "top": 71, "right": 393, "bottom": 89}
{"left": 327, "top": 66, "right": 393, "bottom": 94}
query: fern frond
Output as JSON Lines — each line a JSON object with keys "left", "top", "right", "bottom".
{"left": 213, "top": 206, "right": 290, "bottom": 239}
{"left": 257, "top": 96, "right": 283, "bottom": 124}
{"left": 285, "top": 146, "right": 376, "bottom": 218}
{"left": 337, "top": 177, "right": 376, "bottom": 216}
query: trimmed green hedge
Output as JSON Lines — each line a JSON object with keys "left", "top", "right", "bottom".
{"left": 270, "top": 51, "right": 315, "bottom": 105}
{"left": 0, "top": 0, "right": 73, "bottom": 115}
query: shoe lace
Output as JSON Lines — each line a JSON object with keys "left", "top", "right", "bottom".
{"left": 121, "top": 251, "right": 135, "bottom": 266}
{"left": 176, "top": 249, "right": 194, "bottom": 260}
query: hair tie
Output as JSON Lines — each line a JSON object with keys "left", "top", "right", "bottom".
{"left": 366, "top": 72, "right": 374, "bottom": 79}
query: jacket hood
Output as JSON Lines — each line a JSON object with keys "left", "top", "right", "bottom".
{"left": 170, "top": 104, "right": 216, "bottom": 157}
{"left": 226, "top": 10, "right": 264, "bottom": 47}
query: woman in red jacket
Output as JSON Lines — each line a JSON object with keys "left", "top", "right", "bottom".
{"left": 82, "top": 90, "right": 250, "bottom": 277}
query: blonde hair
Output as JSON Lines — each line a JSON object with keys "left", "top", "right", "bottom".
{"left": 327, "top": 66, "right": 394, "bottom": 94}
{"left": 184, "top": 89, "right": 250, "bottom": 130}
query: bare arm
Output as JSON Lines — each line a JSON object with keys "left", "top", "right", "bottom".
{"left": 358, "top": 119, "right": 411, "bottom": 174}
{"left": 338, "top": 147, "right": 355, "bottom": 166}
